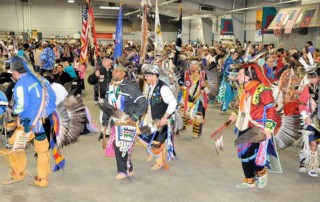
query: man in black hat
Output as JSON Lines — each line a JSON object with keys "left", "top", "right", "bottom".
{"left": 88, "top": 55, "right": 113, "bottom": 138}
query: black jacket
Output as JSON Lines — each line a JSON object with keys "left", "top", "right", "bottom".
{"left": 87, "top": 66, "right": 113, "bottom": 101}
{"left": 102, "top": 79, "right": 147, "bottom": 125}
{"left": 54, "top": 72, "right": 72, "bottom": 85}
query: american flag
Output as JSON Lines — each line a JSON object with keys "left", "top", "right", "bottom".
{"left": 80, "top": 1, "right": 89, "bottom": 63}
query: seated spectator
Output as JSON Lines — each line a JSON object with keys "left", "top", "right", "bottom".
{"left": 63, "top": 58, "right": 77, "bottom": 79}
{"left": 53, "top": 64, "right": 72, "bottom": 85}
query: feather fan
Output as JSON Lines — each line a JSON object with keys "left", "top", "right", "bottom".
{"left": 235, "top": 126, "right": 266, "bottom": 144}
{"left": 274, "top": 114, "right": 303, "bottom": 150}
{"left": 98, "top": 102, "right": 129, "bottom": 122}
{"left": 53, "top": 94, "right": 86, "bottom": 148}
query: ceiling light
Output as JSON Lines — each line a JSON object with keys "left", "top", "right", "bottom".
{"left": 99, "top": 6, "right": 120, "bottom": 10}
{"left": 68, "top": 0, "right": 75, "bottom": 3}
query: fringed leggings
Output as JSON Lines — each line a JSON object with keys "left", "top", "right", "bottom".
{"left": 183, "top": 101, "right": 205, "bottom": 136}
{"left": 113, "top": 141, "right": 133, "bottom": 174}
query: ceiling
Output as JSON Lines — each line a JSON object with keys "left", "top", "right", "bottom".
{"left": 90, "top": 0, "right": 300, "bottom": 20}
{"left": 91, "top": 0, "right": 235, "bottom": 19}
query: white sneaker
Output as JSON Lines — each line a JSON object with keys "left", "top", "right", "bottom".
{"left": 299, "top": 167, "right": 307, "bottom": 173}
{"left": 308, "top": 170, "right": 318, "bottom": 177}
{"left": 236, "top": 182, "right": 255, "bottom": 189}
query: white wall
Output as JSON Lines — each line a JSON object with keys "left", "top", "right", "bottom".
{"left": 189, "top": 18, "right": 203, "bottom": 43}
{"left": 202, "top": 18, "right": 213, "bottom": 46}
{"left": 232, "top": 13, "right": 245, "bottom": 43}
{"left": 0, "top": 0, "right": 82, "bottom": 38}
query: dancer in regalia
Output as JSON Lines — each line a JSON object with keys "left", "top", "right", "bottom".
{"left": 101, "top": 64, "right": 147, "bottom": 179}
{"left": 228, "top": 63, "right": 277, "bottom": 189}
{"left": 178, "top": 57, "right": 209, "bottom": 138}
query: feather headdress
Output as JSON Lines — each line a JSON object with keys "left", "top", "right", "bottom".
{"left": 299, "top": 52, "right": 318, "bottom": 74}
{"left": 230, "top": 50, "right": 271, "bottom": 87}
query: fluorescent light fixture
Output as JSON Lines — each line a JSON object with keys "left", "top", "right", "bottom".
{"left": 124, "top": 10, "right": 140, "bottom": 16}
{"left": 99, "top": 6, "right": 120, "bottom": 10}
{"left": 68, "top": 0, "right": 75, "bottom": 3}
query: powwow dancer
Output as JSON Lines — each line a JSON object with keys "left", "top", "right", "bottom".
{"left": 142, "top": 65, "right": 177, "bottom": 170}
{"left": 100, "top": 64, "right": 147, "bottom": 180}
{"left": 178, "top": 57, "right": 209, "bottom": 138}
{"left": 298, "top": 59, "right": 320, "bottom": 177}
{"left": 0, "top": 56, "right": 86, "bottom": 187}
{"left": 216, "top": 51, "right": 239, "bottom": 111}
{"left": 228, "top": 63, "right": 277, "bottom": 189}
{"left": 1, "top": 56, "right": 56, "bottom": 187}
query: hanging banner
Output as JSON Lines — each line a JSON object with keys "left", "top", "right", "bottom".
{"left": 255, "top": 10, "right": 263, "bottom": 42}
{"left": 300, "top": 8, "right": 316, "bottom": 27}
{"left": 262, "top": 7, "right": 276, "bottom": 34}
{"left": 220, "top": 19, "right": 234, "bottom": 35}
{"left": 284, "top": 9, "right": 301, "bottom": 34}
{"left": 96, "top": 33, "right": 113, "bottom": 39}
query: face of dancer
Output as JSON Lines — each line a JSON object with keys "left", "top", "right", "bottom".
{"left": 11, "top": 70, "right": 21, "bottom": 80}
{"left": 190, "top": 63, "right": 199, "bottom": 73}
{"left": 144, "top": 74, "right": 157, "bottom": 86}
{"left": 237, "top": 68, "right": 249, "bottom": 85}
{"left": 112, "top": 68, "right": 126, "bottom": 82}
{"left": 231, "top": 52, "right": 239, "bottom": 61}
{"left": 310, "top": 76, "right": 319, "bottom": 85}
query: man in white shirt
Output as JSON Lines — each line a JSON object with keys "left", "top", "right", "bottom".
{"left": 143, "top": 65, "right": 177, "bottom": 171}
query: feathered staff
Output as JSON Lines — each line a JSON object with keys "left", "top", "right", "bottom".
{"left": 139, "top": 0, "right": 154, "bottom": 65}
{"left": 154, "top": 0, "right": 164, "bottom": 54}
{"left": 0, "top": 40, "right": 11, "bottom": 57}
{"left": 10, "top": 32, "right": 18, "bottom": 54}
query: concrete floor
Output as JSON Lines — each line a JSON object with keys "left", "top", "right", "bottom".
{"left": 1, "top": 70, "right": 319, "bottom": 202}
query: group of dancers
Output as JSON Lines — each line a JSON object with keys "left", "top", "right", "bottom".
{"left": 0, "top": 38, "right": 319, "bottom": 190}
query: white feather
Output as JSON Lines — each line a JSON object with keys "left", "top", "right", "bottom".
{"left": 307, "top": 52, "right": 314, "bottom": 65}
{"left": 299, "top": 57, "right": 309, "bottom": 70}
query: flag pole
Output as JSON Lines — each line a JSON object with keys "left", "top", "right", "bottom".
{"left": 113, "top": 0, "right": 123, "bottom": 61}
{"left": 173, "top": 3, "right": 182, "bottom": 67}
